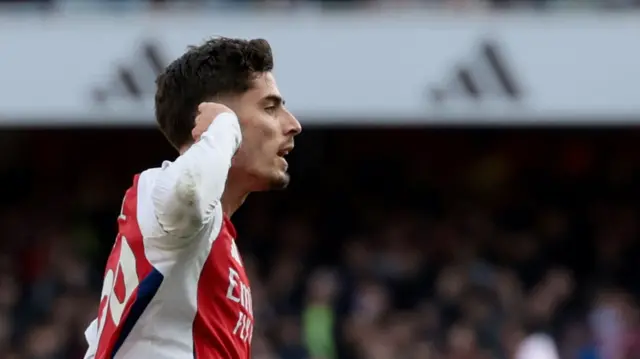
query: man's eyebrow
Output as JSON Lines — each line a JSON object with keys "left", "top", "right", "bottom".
{"left": 262, "top": 94, "right": 285, "bottom": 106}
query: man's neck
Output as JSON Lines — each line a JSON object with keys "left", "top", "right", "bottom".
{"left": 220, "top": 180, "right": 249, "bottom": 217}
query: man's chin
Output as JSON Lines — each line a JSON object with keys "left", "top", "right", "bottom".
{"left": 250, "top": 172, "right": 290, "bottom": 192}
{"left": 269, "top": 172, "right": 290, "bottom": 190}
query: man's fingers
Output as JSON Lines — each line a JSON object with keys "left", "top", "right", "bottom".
{"left": 196, "top": 102, "right": 233, "bottom": 126}
{"left": 198, "top": 101, "right": 220, "bottom": 111}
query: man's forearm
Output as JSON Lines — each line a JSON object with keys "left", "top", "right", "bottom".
{"left": 151, "top": 112, "right": 242, "bottom": 238}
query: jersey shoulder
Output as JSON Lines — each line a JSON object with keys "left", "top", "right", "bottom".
{"left": 131, "top": 166, "right": 166, "bottom": 240}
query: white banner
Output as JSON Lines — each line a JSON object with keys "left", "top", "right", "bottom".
{"left": 1, "top": 12, "right": 640, "bottom": 126}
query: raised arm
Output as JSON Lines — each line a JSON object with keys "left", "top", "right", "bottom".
{"left": 151, "top": 104, "right": 241, "bottom": 239}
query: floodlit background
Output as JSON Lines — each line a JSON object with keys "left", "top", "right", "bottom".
{"left": 1, "top": 1, "right": 640, "bottom": 359}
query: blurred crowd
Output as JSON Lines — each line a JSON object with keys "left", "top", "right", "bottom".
{"left": 1, "top": 128, "right": 640, "bottom": 359}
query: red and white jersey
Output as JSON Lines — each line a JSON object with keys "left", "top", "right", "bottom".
{"left": 84, "top": 113, "right": 252, "bottom": 359}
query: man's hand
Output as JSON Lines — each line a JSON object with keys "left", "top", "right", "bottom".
{"left": 191, "top": 102, "right": 235, "bottom": 142}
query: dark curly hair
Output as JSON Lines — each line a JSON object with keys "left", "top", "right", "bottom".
{"left": 155, "top": 37, "right": 274, "bottom": 149}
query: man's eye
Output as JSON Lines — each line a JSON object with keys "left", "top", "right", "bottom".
{"left": 265, "top": 106, "right": 277, "bottom": 113}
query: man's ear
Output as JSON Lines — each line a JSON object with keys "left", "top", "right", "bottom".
{"left": 209, "top": 94, "right": 235, "bottom": 111}
{"left": 217, "top": 96, "right": 244, "bottom": 126}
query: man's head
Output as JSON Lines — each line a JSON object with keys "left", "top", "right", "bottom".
{"left": 155, "top": 37, "right": 302, "bottom": 192}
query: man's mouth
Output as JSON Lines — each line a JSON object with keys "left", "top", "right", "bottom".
{"left": 277, "top": 145, "right": 294, "bottom": 157}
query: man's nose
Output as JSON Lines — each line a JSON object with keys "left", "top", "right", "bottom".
{"left": 283, "top": 110, "right": 302, "bottom": 136}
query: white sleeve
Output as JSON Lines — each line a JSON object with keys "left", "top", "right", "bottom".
{"left": 151, "top": 112, "right": 241, "bottom": 240}
{"left": 515, "top": 334, "right": 559, "bottom": 359}
{"left": 83, "top": 319, "right": 98, "bottom": 359}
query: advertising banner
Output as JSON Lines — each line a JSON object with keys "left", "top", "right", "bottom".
{"left": 1, "top": 12, "right": 639, "bottom": 126}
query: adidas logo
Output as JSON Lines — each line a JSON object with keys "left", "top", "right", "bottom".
{"left": 92, "top": 41, "right": 168, "bottom": 104}
{"left": 429, "top": 40, "right": 523, "bottom": 104}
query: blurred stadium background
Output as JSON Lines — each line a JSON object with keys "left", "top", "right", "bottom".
{"left": 2, "top": 1, "right": 640, "bottom": 359}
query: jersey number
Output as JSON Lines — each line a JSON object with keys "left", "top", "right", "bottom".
{"left": 96, "top": 197, "right": 140, "bottom": 344}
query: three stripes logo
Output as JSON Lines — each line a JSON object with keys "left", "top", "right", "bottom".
{"left": 92, "top": 41, "right": 168, "bottom": 104}
{"left": 429, "top": 40, "right": 523, "bottom": 104}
